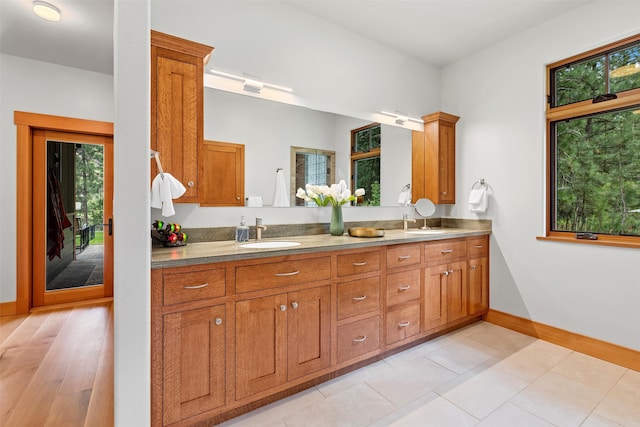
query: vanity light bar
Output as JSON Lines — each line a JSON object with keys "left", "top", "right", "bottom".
{"left": 380, "top": 111, "right": 424, "bottom": 125}
{"left": 209, "top": 69, "right": 294, "bottom": 93}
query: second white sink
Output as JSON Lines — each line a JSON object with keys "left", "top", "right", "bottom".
{"left": 405, "top": 229, "right": 447, "bottom": 235}
{"left": 239, "top": 241, "right": 301, "bottom": 249}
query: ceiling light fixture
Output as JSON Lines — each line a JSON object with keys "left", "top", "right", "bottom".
{"left": 209, "top": 69, "right": 293, "bottom": 94}
{"left": 380, "top": 111, "right": 423, "bottom": 125}
{"left": 32, "top": 0, "right": 61, "bottom": 22}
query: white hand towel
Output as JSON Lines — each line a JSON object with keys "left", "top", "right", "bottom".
{"left": 151, "top": 173, "right": 187, "bottom": 217}
{"left": 468, "top": 188, "right": 488, "bottom": 213}
{"left": 397, "top": 191, "right": 411, "bottom": 206}
{"left": 272, "top": 169, "right": 290, "bottom": 207}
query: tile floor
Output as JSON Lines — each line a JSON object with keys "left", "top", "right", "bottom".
{"left": 218, "top": 321, "right": 640, "bottom": 427}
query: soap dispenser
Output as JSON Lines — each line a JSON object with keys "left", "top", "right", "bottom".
{"left": 235, "top": 216, "right": 249, "bottom": 242}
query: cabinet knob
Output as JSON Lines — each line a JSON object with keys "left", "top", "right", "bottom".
{"left": 280, "top": 305, "right": 287, "bottom": 312}
{"left": 187, "top": 181, "right": 195, "bottom": 187}
{"left": 471, "top": 265, "right": 477, "bottom": 270}
{"left": 215, "top": 317, "right": 223, "bottom": 326}
{"left": 441, "top": 191, "right": 447, "bottom": 196}
{"left": 236, "top": 196, "right": 240, "bottom": 200}
{"left": 443, "top": 270, "right": 449, "bottom": 276}
{"left": 291, "top": 302, "right": 299, "bottom": 309}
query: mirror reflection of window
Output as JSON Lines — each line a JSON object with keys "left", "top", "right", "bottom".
{"left": 291, "top": 146, "right": 335, "bottom": 206}
{"left": 351, "top": 123, "right": 381, "bottom": 206}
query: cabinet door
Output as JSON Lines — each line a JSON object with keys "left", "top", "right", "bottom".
{"left": 423, "top": 264, "right": 448, "bottom": 331}
{"left": 469, "top": 256, "right": 488, "bottom": 315}
{"left": 201, "top": 140, "right": 245, "bottom": 206}
{"left": 163, "top": 305, "right": 225, "bottom": 425}
{"left": 287, "top": 286, "right": 331, "bottom": 381}
{"left": 235, "top": 294, "right": 288, "bottom": 400}
{"left": 155, "top": 55, "right": 200, "bottom": 202}
{"left": 446, "top": 260, "right": 468, "bottom": 322}
{"left": 438, "top": 121, "right": 456, "bottom": 204}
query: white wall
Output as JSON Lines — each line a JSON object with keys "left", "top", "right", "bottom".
{"left": 441, "top": 0, "right": 640, "bottom": 350}
{"left": 0, "top": 54, "right": 113, "bottom": 303}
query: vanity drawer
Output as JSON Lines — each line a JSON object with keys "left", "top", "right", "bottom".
{"left": 424, "top": 240, "right": 467, "bottom": 266}
{"left": 386, "top": 244, "right": 421, "bottom": 269}
{"left": 163, "top": 267, "right": 226, "bottom": 306}
{"left": 385, "top": 302, "right": 421, "bottom": 345}
{"left": 337, "top": 316, "right": 380, "bottom": 363}
{"left": 467, "top": 236, "right": 489, "bottom": 256}
{"left": 235, "top": 256, "right": 331, "bottom": 293}
{"left": 386, "top": 269, "right": 421, "bottom": 306}
{"left": 337, "top": 276, "right": 380, "bottom": 320}
{"left": 336, "top": 250, "right": 380, "bottom": 277}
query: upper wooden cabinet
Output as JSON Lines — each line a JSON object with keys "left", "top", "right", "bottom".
{"left": 412, "top": 112, "right": 460, "bottom": 204}
{"left": 201, "top": 140, "right": 245, "bottom": 206}
{"left": 151, "top": 30, "right": 213, "bottom": 203}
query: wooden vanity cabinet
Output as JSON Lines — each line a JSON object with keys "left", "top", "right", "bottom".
{"left": 468, "top": 236, "right": 489, "bottom": 316}
{"left": 151, "top": 235, "right": 489, "bottom": 426}
{"left": 412, "top": 112, "right": 460, "bottom": 204}
{"left": 151, "top": 31, "right": 213, "bottom": 203}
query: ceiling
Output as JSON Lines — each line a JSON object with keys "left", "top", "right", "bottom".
{"left": 0, "top": 0, "right": 595, "bottom": 75}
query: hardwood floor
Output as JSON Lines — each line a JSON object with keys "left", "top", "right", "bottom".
{"left": 0, "top": 300, "right": 113, "bottom": 427}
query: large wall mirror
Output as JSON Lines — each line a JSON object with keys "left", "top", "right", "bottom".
{"left": 203, "top": 88, "right": 415, "bottom": 207}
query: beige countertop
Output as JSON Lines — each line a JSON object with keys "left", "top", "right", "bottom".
{"left": 151, "top": 227, "right": 491, "bottom": 269}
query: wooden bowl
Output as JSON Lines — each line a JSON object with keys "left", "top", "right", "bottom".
{"left": 348, "top": 227, "right": 385, "bottom": 237}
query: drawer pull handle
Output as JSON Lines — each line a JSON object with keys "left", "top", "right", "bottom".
{"left": 441, "top": 249, "right": 453, "bottom": 254}
{"left": 352, "top": 295, "right": 367, "bottom": 301}
{"left": 183, "top": 282, "right": 209, "bottom": 290}
{"left": 352, "top": 261, "right": 367, "bottom": 266}
{"left": 398, "top": 285, "right": 411, "bottom": 291}
{"left": 352, "top": 335, "right": 367, "bottom": 343}
{"left": 399, "top": 321, "right": 410, "bottom": 327}
{"left": 275, "top": 271, "right": 300, "bottom": 277}
{"left": 474, "top": 245, "right": 483, "bottom": 248}
{"left": 291, "top": 302, "right": 299, "bottom": 309}
{"left": 215, "top": 318, "right": 223, "bottom": 326}
{"left": 398, "top": 255, "right": 411, "bottom": 260}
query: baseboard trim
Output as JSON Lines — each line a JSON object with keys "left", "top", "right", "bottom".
{"left": 0, "top": 301, "right": 17, "bottom": 316}
{"left": 484, "top": 309, "right": 639, "bottom": 371}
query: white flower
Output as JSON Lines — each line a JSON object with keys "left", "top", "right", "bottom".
{"left": 295, "top": 180, "right": 366, "bottom": 206}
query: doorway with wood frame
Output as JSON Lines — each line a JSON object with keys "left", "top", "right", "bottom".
{"left": 15, "top": 112, "right": 114, "bottom": 312}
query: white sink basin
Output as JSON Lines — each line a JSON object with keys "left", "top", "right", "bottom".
{"left": 239, "top": 241, "right": 301, "bottom": 249}
{"left": 405, "top": 229, "right": 447, "bottom": 235}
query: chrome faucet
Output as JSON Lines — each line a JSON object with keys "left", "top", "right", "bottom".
{"left": 403, "top": 213, "right": 416, "bottom": 231}
{"left": 256, "top": 218, "right": 267, "bottom": 240}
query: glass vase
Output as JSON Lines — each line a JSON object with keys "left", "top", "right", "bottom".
{"left": 329, "top": 204, "right": 344, "bottom": 236}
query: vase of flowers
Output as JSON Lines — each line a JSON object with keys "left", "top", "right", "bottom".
{"left": 296, "top": 180, "right": 365, "bottom": 236}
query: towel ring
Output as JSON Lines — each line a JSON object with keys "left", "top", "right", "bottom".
{"left": 471, "top": 179, "right": 487, "bottom": 190}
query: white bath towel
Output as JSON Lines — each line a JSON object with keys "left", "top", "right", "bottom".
{"left": 272, "top": 169, "right": 290, "bottom": 207}
{"left": 468, "top": 188, "right": 488, "bottom": 213}
{"left": 151, "top": 173, "right": 187, "bottom": 217}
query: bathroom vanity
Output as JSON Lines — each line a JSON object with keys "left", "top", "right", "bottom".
{"left": 150, "top": 228, "right": 490, "bottom": 426}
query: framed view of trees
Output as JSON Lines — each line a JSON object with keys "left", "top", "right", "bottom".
{"left": 546, "top": 34, "right": 640, "bottom": 245}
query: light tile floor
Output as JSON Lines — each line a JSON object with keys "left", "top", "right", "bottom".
{"left": 218, "top": 322, "right": 640, "bottom": 427}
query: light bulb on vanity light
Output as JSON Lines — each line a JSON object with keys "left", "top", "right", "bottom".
{"left": 33, "top": 1, "right": 61, "bottom": 21}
